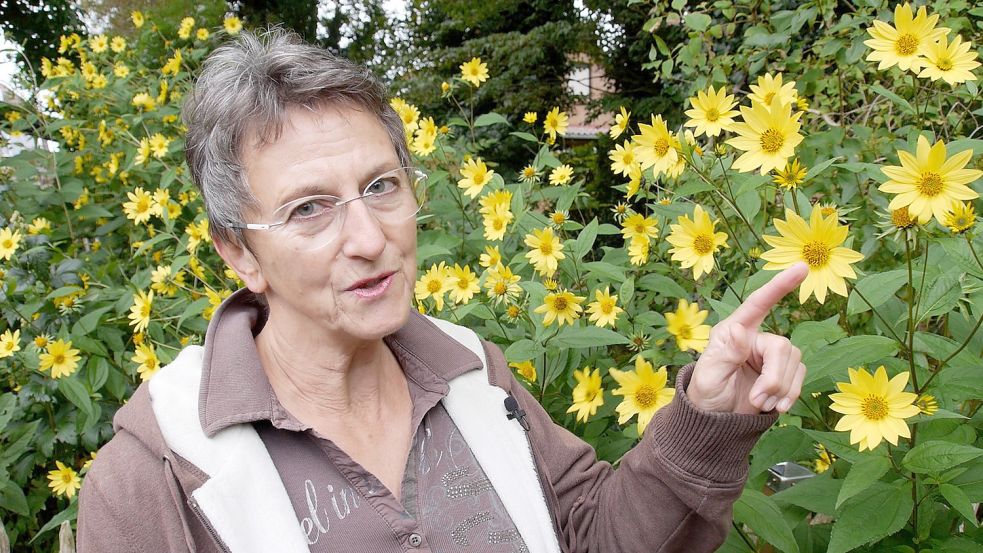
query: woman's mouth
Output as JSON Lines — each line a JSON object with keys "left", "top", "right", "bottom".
{"left": 349, "top": 272, "right": 395, "bottom": 298}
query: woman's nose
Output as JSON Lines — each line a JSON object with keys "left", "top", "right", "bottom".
{"left": 339, "top": 199, "right": 387, "bottom": 260}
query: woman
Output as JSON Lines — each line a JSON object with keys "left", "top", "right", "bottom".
{"left": 78, "top": 28, "right": 808, "bottom": 553}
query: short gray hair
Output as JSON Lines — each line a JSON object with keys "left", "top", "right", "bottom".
{"left": 182, "top": 27, "right": 410, "bottom": 245}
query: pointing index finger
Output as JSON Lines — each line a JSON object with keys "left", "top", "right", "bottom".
{"left": 726, "top": 262, "right": 809, "bottom": 329}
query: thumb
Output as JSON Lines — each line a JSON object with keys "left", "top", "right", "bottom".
{"left": 702, "top": 323, "right": 752, "bottom": 369}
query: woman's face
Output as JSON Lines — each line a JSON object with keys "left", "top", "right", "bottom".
{"left": 224, "top": 103, "right": 418, "bottom": 344}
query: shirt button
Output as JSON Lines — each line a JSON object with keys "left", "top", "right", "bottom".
{"left": 408, "top": 533, "right": 423, "bottom": 547}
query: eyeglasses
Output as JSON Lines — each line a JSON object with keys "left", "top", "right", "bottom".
{"left": 228, "top": 166, "right": 427, "bottom": 251}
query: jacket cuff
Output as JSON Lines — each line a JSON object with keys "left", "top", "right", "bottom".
{"left": 647, "top": 362, "right": 778, "bottom": 483}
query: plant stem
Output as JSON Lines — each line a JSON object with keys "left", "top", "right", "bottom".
{"left": 904, "top": 235, "right": 918, "bottom": 390}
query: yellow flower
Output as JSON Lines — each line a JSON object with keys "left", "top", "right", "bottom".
{"left": 863, "top": 2, "right": 949, "bottom": 72}
{"left": 34, "top": 334, "right": 50, "bottom": 349}
{"left": 665, "top": 299, "right": 710, "bottom": 353}
{"left": 519, "top": 165, "right": 540, "bottom": 183}
{"left": 523, "top": 111, "right": 538, "bottom": 124}
{"left": 944, "top": 200, "right": 976, "bottom": 234}
{"left": 916, "top": 394, "right": 938, "bottom": 416}
{"left": 609, "top": 141, "right": 641, "bottom": 178}
{"left": 202, "top": 288, "right": 231, "bottom": 320}
{"left": 510, "top": 360, "right": 537, "bottom": 383}
{"left": 549, "top": 164, "right": 574, "bottom": 186}
{"left": 632, "top": 114, "right": 677, "bottom": 175}
{"left": 459, "top": 57, "right": 489, "bottom": 87}
{"left": 0, "top": 227, "right": 22, "bottom": 260}
{"left": 878, "top": 135, "right": 981, "bottom": 226}
{"left": 829, "top": 365, "right": 920, "bottom": 451}
{"left": 543, "top": 107, "right": 569, "bottom": 141}
{"left": 224, "top": 16, "right": 243, "bottom": 35}
{"left": 796, "top": 97, "right": 810, "bottom": 111}
{"left": 566, "top": 367, "right": 604, "bottom": 423}
{"left": 47, "top": 461, "right": 81, "bottom": 498}
{"left": 132, "top": 92, "right": 156, "bottom": 111}
{"left": 39, "top": 339, "right": 82, "bottom": 379}
{"left": 684, "top": 85, "right": 739, "bottom": 137}
{"left": 725, "top": 96, "right": 804, "bottom": 175}
{"left": 535, "top": 290, "right": 584, "bottom": 327}
{"left": 123, "top": 187, "right": 155, "bottom": 224}
{"left": 448, "top": 264, "right": 480, "bottom": 304}
{"left": 666, "top": 205, "right": 729, "bottom": 280}
{"left": 458, "top": 157, "right": 495, "bottom": 198}
{"left": 609, "top": 356, "right": 675, "bottom": 435}
{"left": 162, "top": 50, "right": 182, "bottom": 76}
{"left": 196, "top": 28, "right": 210, "bottom": 41}
{"left": 390, "top": 98, "right": 420, "bottom": 132}
{"left": 110, "top": 36, "right": 126, "bottom": 53}
{"left": 586, "top": 287, "right": 623, "bottom": 328}
{"left": 524, "top": 227, "right": 565, "bottom": 276}
{"left": 814, "top": 444, "right": 834, "bottom": 473}
{"left": 620, "top": 213, "right": 659, "bottom": 244}
{"left": 773, "top": 159, "right": 808, "bottom": 189}
{"left": 484, "top": 265, "right": 522, "bottom": 305}
{"left": 482, "top": 206, "right": 514, "bottom": 241}
{"left": 415, "top": 262, "right": 451, "bottom": 311}
{"left": 151, "top": 265, "right": 185, "bottom": 296}
{"left": 178, "top": 17, "right": 195, "bottom": 39}
{"left": 747, "top": 73, "right": 798, "bottom": 108}
{"left": 128, "top": 290, "right": 154, "bottom": 333}
{"left": 132, "top": 343, "right": 161, "bottom": 381}
{"left": 89, "top": 34, "right": 108, "bottom": 53}
{"left": 479, "top": 245, "right": 502, "bottom": 269}
{"left": 131, "top": 10, "right": 145, "bottom": 28}
{"left": 479, "top": 189, "right": 513, "bottom": 216}
{"left": 627, "top": 236, "right": 649, "bottom": 266}
{"left": 149, "top": 133, "right": 171, "bottom": 159}
{"left": 114, "top": 62, "right": 130, "bottom": 78}
{"left": 0, "top": 329, "right": 20, "bottom": 359}
{"left": 609, "top": 106, "right": 630, "bottom": 139}
{"left": 919, "top": 34, "right": 980, "bottom": 85}
{"left": 761, "top": 208, "right": 865, "bottom": 304}
{"left": 549, "top": 210, "right": 568, "bottom": 227}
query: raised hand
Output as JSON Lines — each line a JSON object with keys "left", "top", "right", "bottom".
{"left": 686, "top": 262, "right": 810, "bottom": 415}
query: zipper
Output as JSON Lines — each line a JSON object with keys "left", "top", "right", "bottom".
{"left": 514, "top": 397, "right": 566, "bottom": 553}
{"left": 188, "top": 496, "right": 233, "bottom": 553}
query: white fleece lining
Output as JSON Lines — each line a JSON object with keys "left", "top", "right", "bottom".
{"left": 428, "top": 317, "right": 563, "bottom": 553}
{"left": 149, "top": 346, "right": 310, "bottom": 553}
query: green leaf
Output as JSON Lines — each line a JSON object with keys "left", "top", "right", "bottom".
{"left": 30, "top": 503, "right": 78, "bottom": 543}
{"left": 574, "top": 218, "right": 599, "bottom": 258}
{"left": 732, "top": 489, "right": 800, "bottom": 553}
{"left": 749, "top": 425, "right": 815, "bottom": 479}
{"left": 903, "top": 441, "right": 983, "bottom": 474}
{"left": 802, "top": 335, "right": 899, "bottom": 391}
{"left": 846, "top": 269, "right": 907, "bottom": 315}
{"left": 684, "top": 13, "right": 712, "bottom": 32}
{"left": 828, "top": 481, "right": 913, "bottom": 553}
{"left": 836, "top": 454, "right": 890, "bottom": 508}
{"left": 504, "top": 339, "right": 545, "bottom": 363}
{"left": 71, "top": 334, "right": 108, "bottom": 358}
{"left": 800, "top": 429, "right": 866, "bottom": 464}
{"left": 870, "top": 84, "right": 916, "bottom": 115}
{"left": 73, "top": 305, "right": 114, "bottom": 335}
{"left": 0, "top": 394, "right": 15, "bottom": 435}
{"left": 551, "top": 326, "right": 628, "bottom": 348}
{"left": 58, "top": 377, "right": 94, "bottom": 418}
{"left": 790, "top": 315, "right": 847, "bottom": 357}
{"left": 509, "top": 131, "right": 538, "bottom": 143}
{"left": 772, "top": 470, "right": 841, "bottom": 515}
{"left": 636, "top": 273, "right": 688, "bottom": 297}
{"left": 583, "top": 262, "right": 626, "bottom": 283}
{"left": 0, "top": 480, "right": 29, "bottom": 516}
{"left": 45, "top": 286, "right": 82, "bottom": 300}
{"left": 416, "top": 243, "right": 451, "bottom": 263}
{"left": 939, "top": 483, "right": 978, "bottom": 527}
{"left": 803, "top": 156, "right": 841, "bottom": 181}
{"left": 619, "top": 277, "right": 634, "bottom": 307}
{"left": 915, "top": 273, "right": 961, "bottom": 324}
{"left": 474, "top": 112, "right": 509, "bottom": 127}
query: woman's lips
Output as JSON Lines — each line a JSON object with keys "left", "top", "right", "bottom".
{"left": 350, "top": 272, "right": 395, "bottom": 298}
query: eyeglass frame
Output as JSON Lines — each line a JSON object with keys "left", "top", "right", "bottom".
{"left": 226, "top": 166, "right": 428, "bottom": 234}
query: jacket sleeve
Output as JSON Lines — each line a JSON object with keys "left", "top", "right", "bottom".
{"left": 498, "top": 349, "right": 778, "bottom": 553}
{"left": 77, "top": 430, "right": 198, "bottom": 553}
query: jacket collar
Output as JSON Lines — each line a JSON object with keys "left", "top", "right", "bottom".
{"left": 197, "top": 288, "right": 483, "bottom": 437}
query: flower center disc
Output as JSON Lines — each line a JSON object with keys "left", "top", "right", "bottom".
{"left": 654, "top": 138, "right": 670, "bottom": 156}
{"left": 895, "top": 34, "right": 919, "bottom": 56}
{"left": 539, "top": 242, "right": 553, "bottom": 255}
{"left": 693, "top": 234, "right": 714, "bottom": 255}
{"left": 759, "top": 128, "right": 785, "bottom": 154}
{"left": 861, "top": 394, "right": 889, "bottom": 421}
{"left": 801, "top": 241, "right": 830, "bottom": 267}
{"left": 705, "top": 107, "right": 720, "bottom": 122}
{"left": 553, "top": 297, "right": 568, "bottom": 311}
{"left": 678, "top": 326, "right": 692, "bottom": 339}
{"left": 936, "top": 57, "right": 954, "bottom": 71}
{"left": 917, "top": 172, "right": 944, "bottom": 196}
{"left": 635, "top": 384, "right": 658, "bottom": 408}
{"left": 427, "top": 280, "right": 441, "bottom": 293}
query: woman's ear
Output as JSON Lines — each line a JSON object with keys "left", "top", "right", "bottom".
{"left": 212, "top": 231, "right": 268, "bottom": 294}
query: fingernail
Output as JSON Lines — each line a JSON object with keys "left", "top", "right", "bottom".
{"left": 753, "top": 392, "right": 768, "bottom": 406}
{"left": 763, "top": 396, "right": 778, "bottom": 412}
{"left": 777, "top": 398, "right": 791, "bottom": 412}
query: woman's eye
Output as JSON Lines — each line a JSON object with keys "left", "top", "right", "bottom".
{"left": 365, "top": 178, "right": 398, "bottom": 195}
{"left": 291, "top": 200, "right": 331, "bottom": 219}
